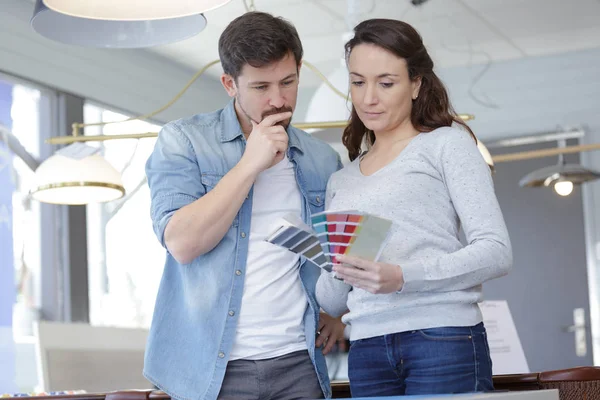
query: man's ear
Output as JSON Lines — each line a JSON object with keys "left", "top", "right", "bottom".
{"left": 221, "top": 74, "right": 237, "bottom": 97}
{"left": 297, "top": 61, "right": 302, "bottom": 83}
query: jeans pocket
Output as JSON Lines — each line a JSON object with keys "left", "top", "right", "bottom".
{"left": 417, "top": 326, "right": 473, "bottom": 341}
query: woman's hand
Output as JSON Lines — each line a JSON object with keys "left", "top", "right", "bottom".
{"left": 333, "top": 255, "right": 404, "bottom": 294}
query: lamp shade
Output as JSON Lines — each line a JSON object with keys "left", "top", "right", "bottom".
{"left": 305, "top": 64, "right": 350, "bottom": 125}
{"left": 31, "top": 154, "right": 125, "bottom": 205}
{"left": 477, "top": 140, "right": 495, "bottom": 171}
{"left": 519, "top": 163, "right": 600, "bottom": 188}
{"left": 42, "top": 0, "right": 232, "bottom": 21}
{"left": 31, "top": 0, "right": 207, "bottom": 48}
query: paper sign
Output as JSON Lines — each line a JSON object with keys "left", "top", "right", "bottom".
{"left": 479, "top": 300, "right": 530, "bottom": 374}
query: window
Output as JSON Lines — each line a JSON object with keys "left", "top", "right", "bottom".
{"left": 84, "top": 103, "right": 164, "bottom": 328}
{"left": 1, "top": 73, "right": 61, "bottom": 393}
{"left": 1, "top": 78, "right": 44, "bottom": 337}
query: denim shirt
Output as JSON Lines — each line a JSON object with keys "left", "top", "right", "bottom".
{"left": 144, "top": 100, "right": 342, "bottom": 400}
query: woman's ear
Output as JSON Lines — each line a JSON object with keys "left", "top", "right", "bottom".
{"left": 412, "top": 76, "right": 422, "bottom": 100}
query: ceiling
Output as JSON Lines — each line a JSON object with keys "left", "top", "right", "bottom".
{"left": 146, "top": 0, "right": 600, "bottom": 87}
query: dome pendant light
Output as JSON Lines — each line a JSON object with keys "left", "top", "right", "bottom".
{"left": 519, "top": 139, "right": 600, "bottom": 196}
{"left": 31, "top": 144, "right": 125, "bottom": 205}
{"left": 31, "top": 1, "right": 208, "bottom": 48}
{"left": 42, "top": 0, "right": 232, "bottom": 21}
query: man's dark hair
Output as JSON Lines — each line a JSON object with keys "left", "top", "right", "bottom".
{"left": 218, "top": 11, "right": 303, "bottom": 81}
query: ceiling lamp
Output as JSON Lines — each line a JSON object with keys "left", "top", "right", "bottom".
{"left": 31, "top": 1, "right": 208, "bottom": 48}
{"left": 30, "top": 153, "right": 125, "bottom": 205}
{"left": 42, "top": 0, "right": 232, "bottom": 21}
{"left": 519, "top": 140, "right": 600, "bottom": 197}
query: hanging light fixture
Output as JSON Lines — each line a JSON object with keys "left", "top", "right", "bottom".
{"left": 42, "top": 0, "right": 232, "bottom": 21}
{"left": 519, "top": 139, "right": 600, "bottom": 196}
{"left": 31, "top": 1, "right": 208, "bottom": 48}
{"left": 30, "top": 152, "right": 125, "bottom": 205}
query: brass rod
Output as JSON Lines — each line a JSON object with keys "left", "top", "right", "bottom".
{"left": 493, "top": 142, "right": 600, "bottom": 163}
{"left": 47, "top": 132, "right": 600, "bottom": 164}
{"left": 296, "top": 121, "right": 347, "bottom": 129}
{"left": 47, "top": 132, "right": 159, "bottom": 144}
{"left": 48, "top": 120, "right": 351, "bottom": 144}
{"left": 51, "top": 114, "right": 475, "bottom": 144}
{"left": 302, "top": 60, "right": 348, "bottom": 99}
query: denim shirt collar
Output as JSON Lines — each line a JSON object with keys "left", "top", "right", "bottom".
{"left": 219, "top": 99, "right": 304, "bottom": 155}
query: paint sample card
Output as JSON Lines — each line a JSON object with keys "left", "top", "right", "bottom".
{"left": 265, "top": 211, "right": 392, "bottom": 273}
{"left": 265, "top": 214, "right": 332, "bottom": 271}
{"left": 344, "top": 214, "right": 392, "bottom": 261}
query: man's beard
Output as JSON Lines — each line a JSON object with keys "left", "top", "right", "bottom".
{"left": 261, "top": 106, "right": 293, "bottom": 127}
{"left": 237, "top": 96, "right": 293, "bottom": 128}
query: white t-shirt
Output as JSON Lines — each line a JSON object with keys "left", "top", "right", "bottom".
{"left": 229, "top": 155, "right": 308, "bottom": 360}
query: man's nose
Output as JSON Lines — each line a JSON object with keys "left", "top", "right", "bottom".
{"left": 269, "top": 87, "right": 285, "bottom": 109}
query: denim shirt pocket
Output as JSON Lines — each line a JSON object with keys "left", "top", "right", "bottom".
{"left": 306, "top": 189, "right": 326, "bottom": 215}
{"left": 201, "top": 173, "right": 240, "bottom": 227}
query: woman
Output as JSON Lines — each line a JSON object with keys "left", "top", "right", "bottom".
{"left": 316, "top": 19, "right": 512, "bottom": 397}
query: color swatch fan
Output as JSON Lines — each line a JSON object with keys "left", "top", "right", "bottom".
{"left": 265, "top": 211, "right": 392, "bottom": 272}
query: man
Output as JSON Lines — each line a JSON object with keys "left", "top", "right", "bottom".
{"left": 144, "top": 11, "right": 345, "bottom": 400}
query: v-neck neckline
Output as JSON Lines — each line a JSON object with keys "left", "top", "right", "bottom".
{"left": 357, "top": 133, "right": 422, "bottom": 177}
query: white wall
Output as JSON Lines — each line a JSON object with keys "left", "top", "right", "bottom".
{"left": 0, "top": 0, "right": 229, "bottom": 124}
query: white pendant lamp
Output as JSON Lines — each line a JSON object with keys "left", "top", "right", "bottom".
{"left": 30, "top": 153, "right": 125, "bottom": 205}
{"left": 31, "top": 0, "right": 208, "bottom": 48}
{"left": 42, "top": 0, "right": 232, "bottom": 21}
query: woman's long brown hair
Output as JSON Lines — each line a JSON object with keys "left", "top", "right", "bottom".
{"left": 342, "top": 19, "right": 476, "bottom": 161}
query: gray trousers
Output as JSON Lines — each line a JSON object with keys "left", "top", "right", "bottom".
{"left": 218, "top": 350, "right": 324, "bottom": 400}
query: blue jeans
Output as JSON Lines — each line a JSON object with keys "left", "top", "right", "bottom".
{"left": 347, "top": 322, "right": 493, "bottom": 397}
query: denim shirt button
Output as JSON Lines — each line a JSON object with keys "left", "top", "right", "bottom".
{"left": 218, "top": 352, "right": 225, "bottom": 358}
{"left": 240, "top": 232, "right": 246, "bottom": 238}
{"left": 228, "top": 310, "right": 235, "bottom": 316}
{"left": 316, "top": 196, "right": 321, "bottom": 203}
{"left": 235, "top": 270, "right": 242, "bottom": 276}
